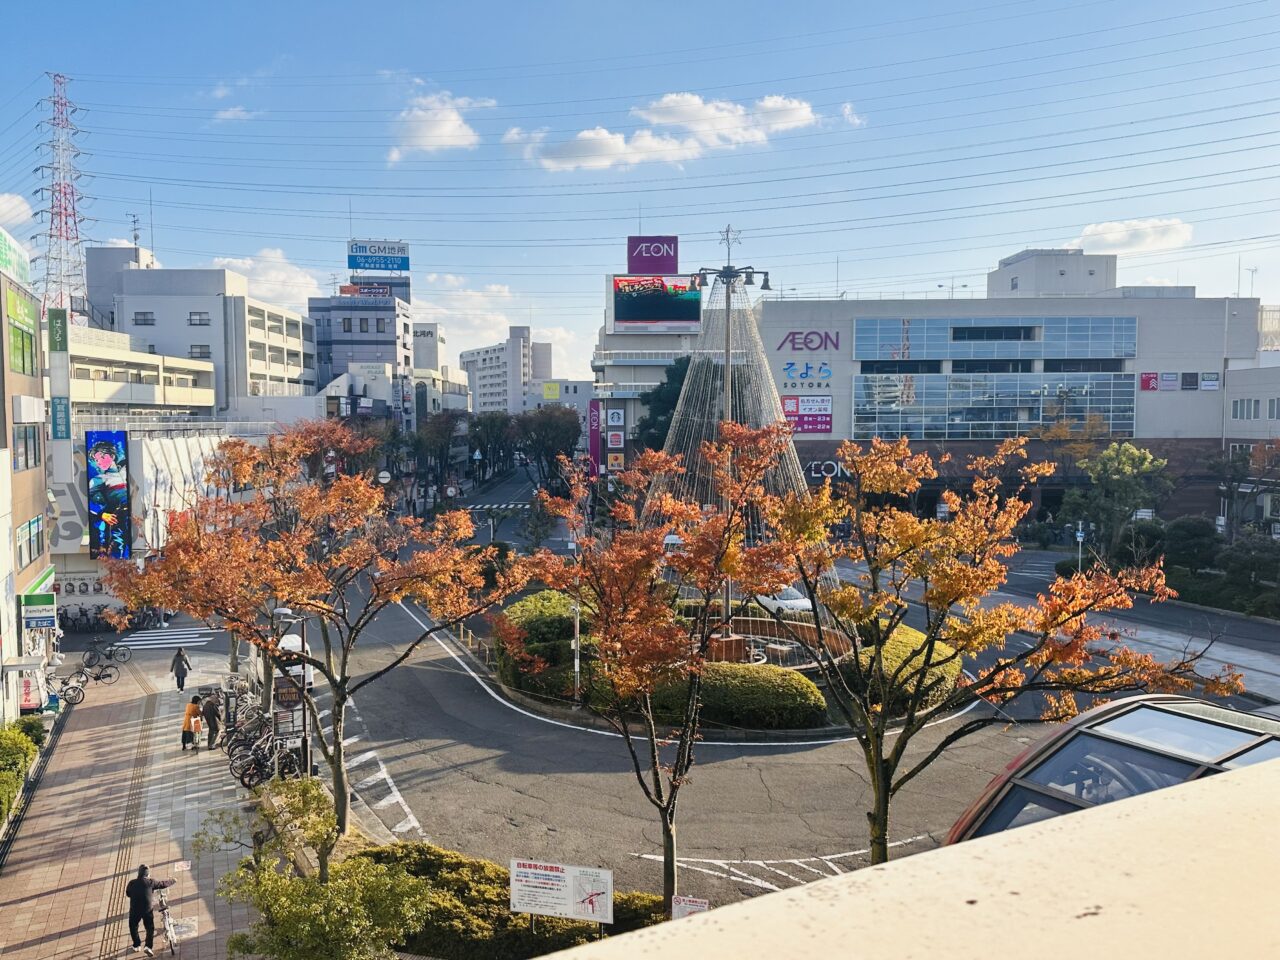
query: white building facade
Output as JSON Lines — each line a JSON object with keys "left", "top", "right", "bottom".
{"left": 459, "top": 325, "right": 552, "bottom": 414}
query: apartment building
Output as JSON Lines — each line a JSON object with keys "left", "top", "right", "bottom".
{"left": 459, "top": 325, "right": 552, "bottom": 414}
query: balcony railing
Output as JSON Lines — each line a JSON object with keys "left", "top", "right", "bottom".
{"left": 592, "top": 350, "right": 685, "bottom": 367}
{"left": 593, "top": 382, "right": 660, "bottom": 399}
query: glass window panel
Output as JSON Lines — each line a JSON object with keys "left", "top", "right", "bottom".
{"left": 1094, "top": 706, "right": 1258, "bottom": 762}
{"left": 1024, "top": 732, "right": 1198, "bottom": 804}
{"left": 971, "top": 785, "right": 1079, "bottom": 838}
{"left": 1223, "top": 739, "right": 1280, "bottom": 768}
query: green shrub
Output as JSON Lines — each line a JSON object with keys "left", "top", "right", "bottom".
{"left": 836, "top": 625, "right": 961, "bottom": 715}
{"left": 504, "top": 590, "right": 581, "bottom": 645}
{"left": 1164, "top": 516, "right": 1221, "bottom": 573}
{"left": 652, "top": 662, "right": 828, "bottom": 730}
{"left": 0, "top": 768, "right": 20, "bottom": 822}
{"left": 358, "top": 842, "right": 661, "bottom": 959}
{"left": 1114, "top": 519, "right": 1166, "bottom": 566}
{"left": 0, "top": 727, "right": 37, "bottom": 775}
{"left": 1054, "top": 557, "right": 1082, "bottom": 578}
{"left": 12, "top": 716, "right": 46, "bottom": 748}
{"left": 479, "top": 541, "right": 513, "bottom": 590}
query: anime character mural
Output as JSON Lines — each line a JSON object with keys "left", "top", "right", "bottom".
{"left": 86, "top": 431, "right": 132, "bottom": 559}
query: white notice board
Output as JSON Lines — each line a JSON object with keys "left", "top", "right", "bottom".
{"left": 510, "top": 859, "right": 614, "bottom": 924}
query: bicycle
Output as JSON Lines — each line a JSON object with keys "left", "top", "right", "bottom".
{"left": 81, "top": 636, "right": 131, "bottom": 667}
{"left": 156, "top": 883, "right": 178, "bottom": 956}
{"left": 68, "top": 663, "right": 120, "bottom": 686}
{"left": 43, "top": 670, "right": 84, "bottom": 705}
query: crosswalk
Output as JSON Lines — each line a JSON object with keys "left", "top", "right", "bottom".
{"left": 121, "top": 625, "right": 221, "bottom": 651}
{"left": 468, "top": 502, "right": 530, "bottom": 510}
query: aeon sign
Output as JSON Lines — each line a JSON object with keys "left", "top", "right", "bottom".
{"left": 776, "top": 331, "right": 839, "bottom": 352}
{"left": 627, "top": 235, "right": 678, "bottom": 274}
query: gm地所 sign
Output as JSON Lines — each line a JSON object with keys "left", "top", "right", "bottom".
{"left": 510, "top": 860, "right": 614, "bottom": 924}
{"left": 347, "top": 240, "right": 410, "bottom": 272}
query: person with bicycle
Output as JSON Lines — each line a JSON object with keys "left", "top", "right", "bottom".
{"left": 125, "top": 864, "right": 174, "bottom": 956}
{"left": 169, "top": 647, "right": 191, "bottom": 692}
{"left": 180, "top": 694, "right": 203, "bottom": 751}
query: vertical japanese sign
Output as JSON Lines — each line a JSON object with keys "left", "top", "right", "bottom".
{"left": 48, "top": 307, "right": 74, "bottom": 479}
{"left": 85, "top": 430, "right": 132, "bottom": 559}
{"left": 588, "top": 400, "right": 602, "bottom": 476}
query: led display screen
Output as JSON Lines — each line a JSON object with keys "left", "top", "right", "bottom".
{"left": 611, "top": 275, "right": 701, "bottom": 332}
{"left": 86, "top": 430, "right": 132, "bottom": 559}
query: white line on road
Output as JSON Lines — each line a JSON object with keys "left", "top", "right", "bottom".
{"left": 396, "top": 602, "right": 984, "bottom": 748}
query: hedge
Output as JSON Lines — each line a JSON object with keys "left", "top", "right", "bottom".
{"left": 0, "top": 769, "right": 20, "bottom": 823}
{"left": 836, "top": 625, "right": 961, "bottom": 715}
{"left": 503, "top": 590, "right": 584, "bottom": 646}
{"left": 1165, "top": 567, "right": 1280, "bottom": 618}
{"left": 0, "top": 727, "right": 37, "bottom": 775}
{"left": 653, "top": 661, "right": 828, "bottom": 730}
{"left": 13, "top": 716, "right": 45, "bottom": 748}
{"left": 358, "top": 842, "right": 663, "bottom": 960}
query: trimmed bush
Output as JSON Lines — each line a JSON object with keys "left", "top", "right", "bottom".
{"left": 12, "top": 716, "right": 46, "bottom": 748}
{"left": 358, "top": 842, "right": 663, "bottom": 960}
{"left": 503, "top": 590, "right": 581, "bottom": 645}
{"left": 0, "top": 727, "right": 37, "bottom": 775}
{"left": 0, "top": 769, "right": 20, "bottom": 822}
{"left": 653, "top": 662, "right": 828, "bottom": 730}
{"left": 836, "top": 625, "right": 961, "bottom": 715}
{"left": 1054, "top": 557, "right": 1082, "bottom": 578}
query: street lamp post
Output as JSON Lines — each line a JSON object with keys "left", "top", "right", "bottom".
{"left": 568, "top": 539, "right": 581, "bottom": 706}
{"left": 695, "top": 228, "right": 770, "bottom": 625}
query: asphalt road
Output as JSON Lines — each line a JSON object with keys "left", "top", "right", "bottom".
{"left": 344, "top": 599, "right": 1027, "bottom": 904}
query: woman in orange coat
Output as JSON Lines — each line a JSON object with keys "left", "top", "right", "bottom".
{"left": 181, "top": 695, "right": 203, "bottom": 751}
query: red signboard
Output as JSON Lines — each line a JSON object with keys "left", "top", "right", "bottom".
{"left": 627, "top": 235, "right": 678, "bottom": 274}
{"left": 1140, "top": 372, "right": 1159, "bottom": 391}
{"left": 782, "top": 395, "right": 833, "bottom": 433}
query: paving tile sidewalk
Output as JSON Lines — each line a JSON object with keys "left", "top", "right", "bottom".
{"left": 0, "top": 649, "right": 251, "bottom": 959}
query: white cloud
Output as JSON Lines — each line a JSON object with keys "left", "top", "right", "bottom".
{"left": 515, "top": 92, "right": 820, "bottom": 172}
{"left": 841, "top": 102, "right": 867, "bottom": 127}
{"left": 387, "top": 91, "right": 495, "bottom": 163}
{"left": 533, "top": 325, "right": 592, "bottom": 380}
{"left": 211, "top": 247, "right": 324, "bottom": 311}
{"left": 210, "top": 83, "right": 231, "bottom": 100}
{"left": 0, "top": 193, "right": 33, "bottom": 229}
{"left": 412, "top": 275, "right": 520, "bottom": 366}
{"left": 1068, "top": 217, "right": 1193, "bottom": 254}
{"left": 1139, "top": 276, "right": 1176, "bottom": 286}
{"left": 213, "top": 105, "right": 258, "bottom": 122}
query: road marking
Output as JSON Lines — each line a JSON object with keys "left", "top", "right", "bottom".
{"left": 396, "top": 601, "right": 983, "bottom": 748}
{"left": 347, "top": 750, "right": 377, "bottom": 768}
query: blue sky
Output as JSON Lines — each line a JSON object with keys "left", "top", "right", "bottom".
{"left": 2, "top": 0, "right": 1278, "bottom": 376}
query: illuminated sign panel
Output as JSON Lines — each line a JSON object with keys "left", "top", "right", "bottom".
{"left": 86, "top": 430, "right": 132, "bottom": 559}
{"left": 611, "top": 275, "right": 701, "bottom": 334}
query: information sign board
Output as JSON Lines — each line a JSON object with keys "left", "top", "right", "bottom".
{"left": 510, "top": 860, "right": 614, "bottom": 924}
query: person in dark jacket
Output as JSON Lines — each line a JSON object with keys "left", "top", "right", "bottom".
{"left": 125, "top": 863, "right": 174, "bottom": 955}
{"left": 201, "top": 692, "right": 222, "bottom": 749}
{"left": 169, "top": 647, "right": 191, "bottom": 691}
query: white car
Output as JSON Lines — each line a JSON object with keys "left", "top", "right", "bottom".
{"left": 755, "top": 586, "right": 813, "bottom": 615}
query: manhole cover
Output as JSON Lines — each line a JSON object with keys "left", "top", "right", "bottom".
{"left": 171, "top": 917, "right": 199, "bottom": 940}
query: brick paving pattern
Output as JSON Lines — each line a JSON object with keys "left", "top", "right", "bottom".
{"left": 0, "top": 649, "right": 251, "bottom": 959}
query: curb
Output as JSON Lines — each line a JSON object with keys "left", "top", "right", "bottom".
{"left": 440, "top": 629, "right": 856, "bottom": 743}
{"left": 1160, "top": 597, "right": 1280, "bottom": 629}
{"left": 0, "top": 708, "right": 69, "bottom": 874}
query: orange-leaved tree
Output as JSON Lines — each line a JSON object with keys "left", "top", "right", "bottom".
{"left": 105, "top": 420, "right": 527, "bottom": 835}
{"left": 529, "top": 423, "right": 796, "bottom": 917}
{"left": 761, "top": 435, "right": 1243, "bottom": 864}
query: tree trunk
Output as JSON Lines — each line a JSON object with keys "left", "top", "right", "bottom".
{"left": 866, "top": 761, "right": 892, "bottom": 866}
{"left": 661, "top": 811, "right": 677, "bottom": 919}
{"left": 260, "top": 653, "right": 274, "bottom": 713}
{"left": 331, "top": 701, "right": 351, "bottom": 836}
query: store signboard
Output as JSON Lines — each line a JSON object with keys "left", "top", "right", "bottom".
{"left": 781, "top": 395, "right": 833, "bottom": 433}
{"left": 0, "top": 226, "right": 31, "bottom": 288}
{"left": 51, "top": 397, "right": 71, "bottom": 440}
{"left": 607, "top": 431, "right": 624, "bottom": 449}
{"left": 21, "top": 593, "right": 56, "bottom": 629}
{"left": 588, "top": 400, "right": 602, "bottom": 475}
{"left": 1200, "top": 372, "right": 1221, "bottom": 391}
{"left": 607, "top": 453, "right": 624, "bottom": 471}
{"left": 347, "top": 239, "right": 409, "bottom": 271}
{"left": 510, "top": 860, "right": 614, "bottom": 924}
{"left": 543, "top": 382, "right": 561, "bottom": 400}
{"left": 48, "top": 308, "right": 68, "bottom": 353}
{"left": 606, "top": 408, "right": 625, "bottom": 427}
{"left": 1139, "top": 373, "right": 1159, "bottom": 391}
{"left": 1181, "top": 372, "right": 1199, "bottom": 390}
{"left": 1158, "top": 372, "right": 1180, "bottom": 391}
{"left": 627, "top": 235, "right": 678, "bottom": 274}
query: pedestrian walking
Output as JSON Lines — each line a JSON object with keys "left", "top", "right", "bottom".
{"left": 124, "top": 863, "right": 174, "bottom": 956}
{"left": 201, "top": 691, "right": 222, "bottom": 749}
{"left": 180, "top": 695, "right": 203, "bottom": 752}
{"left": 169, "top": 647, "right": 191, "bottom": 691}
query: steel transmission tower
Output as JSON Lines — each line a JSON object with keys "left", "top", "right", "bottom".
{"left": 35, "top": 73, "right": 88, "bottom": 322}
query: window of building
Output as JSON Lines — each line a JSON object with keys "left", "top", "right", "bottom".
{"left": 376, "top": 318, "right": 387, "bottom": 333}
{"left": 15, "top": 515, "right": 42, "bottom": 571}
{"left": 359, "top": 318, "right": 369, "bottom": 333}
{"left": 1230, "top": 443, "right": 1255, "bottom": 457}
{"left": 860, "top": 360, "right": 942, "bottom": 374}
{"left": 1010, "top": 277, "right": 1019, "bottom": 291}
{"left": 342, "top": 317, "right": 352, "bottom": 333}
{"left": 1232, "top": 399, "right": 1262, "bottom": 421}
{"left": 12, "top": 425, "right": 39, "bottom": 472}
{"left": 132, "top": 311, "right": 156, "bottom": 325}
{"left": 9, "top": 322, "right": 36, "bottom": 376}
{"left": 951, "top": 360, "right": 1034, "bottom": 373}
{"left": 952, "top": 326, "right": 1037, "bottom": 341}
{"left": 190, "top": 344, "right": 212, "bottom": 360}
{"left": 188, "top": 311, "right": 211, "bottom": 325}
{"left": 1043, "top": 359, "right": 1125, "bottom": 373}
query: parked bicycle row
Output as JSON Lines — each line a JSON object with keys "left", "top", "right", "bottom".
{"left": 186, "top": 677, "right": 306, "bottom": 791}
{"left": 58, "top": 604, "right": 172, "bottom": 635}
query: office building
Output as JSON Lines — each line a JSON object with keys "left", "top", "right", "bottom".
{"left": 85, "top": 246, "right": 318, "bottom": 411}
{"left": 459, "top": 325, "right": 553, "bottom": 414}
{"left": 532, "top": 379, "right": 593, "bottom": 447}
{"left": 412, "top": 321, "right": 444, "bottom": 370}
{"left": 0, "top": 228, "right": 53, "bottom": 722}
{"left": 310, "top": 289, "right": 416, "bottom": 431}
